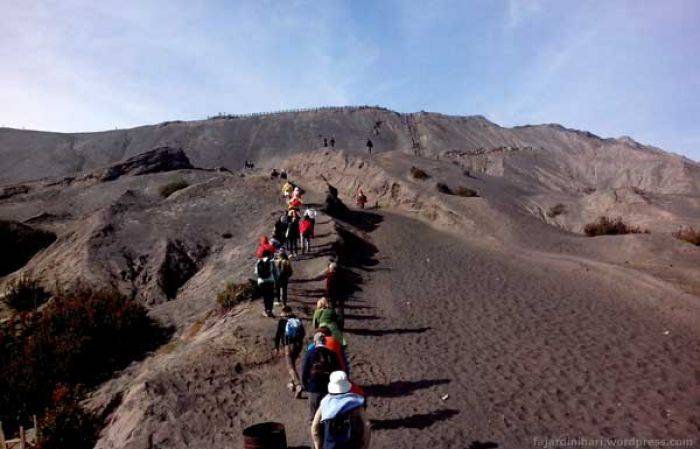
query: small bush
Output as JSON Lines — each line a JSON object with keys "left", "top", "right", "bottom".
{"left": 546, "top": 203, "right": 567, "bottom": 218}
{"left": 159, "top": 179, "right": 189, "bottom": 198}
{"left": 584, "top": 216, "right": 647, "bottom": 237}
{"left": 454, "top": 186, "right": 478, "bottom": 197}
{"left": 436, "top": 182, "right": 452, "bottom": 194}
{"left": 673, "top": 227, "right": 700, "bottom": 246}
{"left": 217, "top": 279, "right": 258, "bottom": 310}
{"left": 410, "top": 166, "right": 430, "bottom": 180}
{"left": 37, "top": 386, "right": 99, "bottom": 449}
{"left": 4, "top": 277, "right": 50, "bottom": 311}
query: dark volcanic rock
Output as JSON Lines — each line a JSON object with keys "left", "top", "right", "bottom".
{"left": 0, "top": 185, "right": 30, "bottom": 200}
{"left": 99, "top": 147, "right": 194, "bottom": 182}
{"left": 0, "top": 220, "right": 56, "bottom": 276}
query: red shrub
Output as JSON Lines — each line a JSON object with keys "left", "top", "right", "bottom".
{"left": 0, "top": 287, "right": 169, "bottom": 436}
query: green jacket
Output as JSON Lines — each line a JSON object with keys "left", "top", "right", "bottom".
{"left": 312, "top": 308, "right": 341, "bottom": 331}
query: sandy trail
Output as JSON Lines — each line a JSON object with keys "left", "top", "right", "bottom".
{"left": 337, "top": 210, "right": 699, "bottom": 448}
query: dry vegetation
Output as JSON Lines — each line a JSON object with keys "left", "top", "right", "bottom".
{"left": 0, "top": 285, "right": 169, "bottom": 441}
{"left": 435, "top": 183, "right": 478, "bottom": 198}
{"left": 217, "top": 279, "right": 258, "bottom": 310}
{"left": 454, "top": 186, "right": 479, "bottom": 197}
{"left": 410, "top": 166, "right": 430, "bottom": 180}
{"left": 673, "top": 227, "right": 700, "bottom": 246}
{"left": 4, "top": 276, "right": 50, "bottom": 312}
{"left": 436, "top": 182, "right": 452, "bottom": 194}
{"left": 584, "top": 216, "right": 648, "bottom": 237}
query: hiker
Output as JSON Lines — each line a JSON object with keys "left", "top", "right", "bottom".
{"left": 355, "top": 188, "right": 367, "bottom": 209}
{"left": 326, "top": 262, "right": 340, "bottom": 310}
{"left": 310, "top": 371, "right": 371, "bottom": 449}
{"left": 288, "top": 195, "right": 303, "bottom": 212}
{"left": 280, "top": 169, "right": 288, "bottom": 180}
{"left": 302, "top": 332, "right": 342, "bottom": 422}
{"left": 275, "top": 252, "right": 293, "bottom": 305}
{"left": 312, "top": 298, "right": 342, "bottom": 331}
{"left": 300, "top": 214, "right": 314, "bottom": 254}
{"left": 282, "top": 180, "right": 294, "bottom": 200}
{"left": 256, "top": 253, "right": 278, "bottom": 317}
{"left": 286, "top": 210, "right": 301, "bottom": 256}
{"left": 274, "top": 306, "right": 305, "bottom": 397}
{"left": 330, "top": 136, "right": 335, "bottom": 148}
{"left": 316, "top": 325, "right": 349, "bottom": 375}
{"left": 270, "top": 169, "right": 280, "bottom": 179}
{"left": 324, "top": 137, "right": 328, "bottom": 147}
{"left": 366, "top": 139, "right": 373, "bottom": 155}
{"left": 304, "top": 208, "right": 317, "bottom": 236}
{"left": 273, "top": 214, "right": 289, "bottom": 247}
{"left": 256, "top": 236, "right": 276, "bottom": 259}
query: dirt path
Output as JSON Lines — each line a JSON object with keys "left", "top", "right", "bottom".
{"left": 226, "top": 197, "right": 341, "bottom": 448}
{"left": 338, "top": 210, "right": 699, "bottom": 448}
{"left": 228, "top": 199, "right": 698, "bottom": 449}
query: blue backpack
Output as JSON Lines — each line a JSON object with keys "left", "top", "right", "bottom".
{"left": 285, "top": 317, "right": 303, "bottom": 340}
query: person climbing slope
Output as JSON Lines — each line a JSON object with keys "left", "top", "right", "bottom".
{"left": 355, "top": 188, "right": 367, "bottom": 209}
{"left": 274, "top": 306, "right": 305, "bottom": 398}
{"left": 282, "top": 180, "right": 294, "bottom": 200}
{"left": 256, "top": 253, "right": 278, "bottom": 317}
{"left": 273, "top": 214, "right": 289, "bottom": 249}
{"left": 256, "top": 236, "right": 276, "bottom": 259}
{"left": 326, "top": 262, "right": 340, "bottom": 310}
{"left": 312, "top": 298, "right": 342, "bottom": 331}
{"left": 288, "top": 195, "right": 303, "bottom": 213}
{"left": 311, "top": 371, "right": 371, "bottom": 449}
{"left": 302, "top": 333, "right": 341, "bottom": 422}
{"left": 300, "top": 213, "right": 314, "bottom": 254}
{"left": 286, "top": 210, "right": 301, "bottom": 256}
{"left": 275, "top": 251, "right": 293, "bottom": 306}
{"left": 304, "top": 207, "right": 317, "bottom": 235}
{"left": 314, "top": 325, "right": 349, "bottom": 376}
{"left": 366, "top": 139, "right": 373, "bottom": 155}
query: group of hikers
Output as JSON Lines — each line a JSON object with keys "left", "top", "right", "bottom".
{"left": 255, "top": 182, "right": 316, "bottom": 317}
{"left": 317, "top": 135, "right": 374, "bottom": 156}
{"left": 253, "top": 177, "right": 371, "bottom": 449}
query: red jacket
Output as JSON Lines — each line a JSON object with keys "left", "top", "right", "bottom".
{"left": 256, "top": 236, "right": 275, "bottom": 259}
{"left": 288, "top": 198, "right": 302, "bottom": 210}
{"left": 300, "top": 218, "right": 313, "bottom": 237}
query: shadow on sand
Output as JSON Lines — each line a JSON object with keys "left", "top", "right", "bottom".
{"left": 364, "top": 378, "right": 450, "bottom": 398}
{"left": 344, "top": 326, "right": 431, "bottom": 336}
{"left": 370, "top": 409, "right": 459, "bottom": 430}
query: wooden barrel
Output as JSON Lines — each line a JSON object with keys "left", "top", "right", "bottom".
{"left": 242, "top": 422, "right": 287, "bottom": 449}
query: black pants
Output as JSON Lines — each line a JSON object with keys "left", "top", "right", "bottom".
{"left": 286, "top": 236, "right": 299, "bottom": 253}
{"left": 308, "top": 391, "right": 325, "bottom": 423}
{"left": 276, "top": 278, "right": 288, "bottom": 305}
{"left": 260, "top": 282, "right": 275, "bottom": 313}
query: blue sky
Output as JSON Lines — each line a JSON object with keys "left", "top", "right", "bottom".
{"left": 1, "top": 0, "right": 698, "bottom": 160}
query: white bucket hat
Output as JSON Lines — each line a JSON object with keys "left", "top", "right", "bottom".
{"left": 327, "top": 371, "right": 351, "bottom": 394}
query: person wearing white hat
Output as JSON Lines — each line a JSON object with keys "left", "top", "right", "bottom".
{"left": 310, "top": 371, "right": 371, "bottom": 449}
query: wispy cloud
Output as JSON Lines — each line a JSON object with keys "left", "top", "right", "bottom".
{"left": 0, "top": 0, "right": 698, "bottom": 160}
